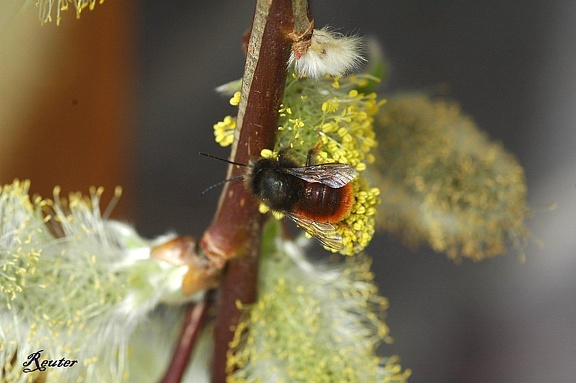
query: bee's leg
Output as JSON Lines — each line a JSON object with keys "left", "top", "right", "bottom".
{"left": 306, "top": 141, "right": 325, "bottom": 166}
{"left": 278, "top": 148, "right": 289, "bottom": 161}
{"left": 277, "top": 148, "right": 293, "bottom": 167}
{"left": 305, "top": 147, "right": 319, "bottom": 166}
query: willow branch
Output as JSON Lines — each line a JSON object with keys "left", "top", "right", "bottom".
{"left": 159, "top": 297, "right": 210, "bottom": 383}
{"left": 198, "top": 0, "right": 312, "bottom": 382}
{"left": 200, "top": 0, "right": 312, "bottom": 266}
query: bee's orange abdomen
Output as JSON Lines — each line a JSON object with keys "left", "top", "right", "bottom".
{"left": 294, "top": 182, "right": 354, "bottom": 223}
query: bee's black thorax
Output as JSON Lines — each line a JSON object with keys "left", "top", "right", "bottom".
{"left": 247, "top": 158, "right": 302, "bottom": 211}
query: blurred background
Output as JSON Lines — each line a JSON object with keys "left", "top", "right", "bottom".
{"left": 1, "top": 1, "right": 575, "bottom": 382}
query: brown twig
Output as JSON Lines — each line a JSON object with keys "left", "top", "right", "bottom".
{"left": 197, "top": 0, "right": 312, "bottom": 382}
{"left": 159, "top": 297, "right": 210, "bottom": 383}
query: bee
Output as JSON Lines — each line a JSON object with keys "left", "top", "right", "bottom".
{"left": 201, "top": 151, "right": 358, "bottom": 251}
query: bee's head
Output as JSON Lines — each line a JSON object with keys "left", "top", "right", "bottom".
{"left": 247, "top": 158, "right": 296, "bottom": 211}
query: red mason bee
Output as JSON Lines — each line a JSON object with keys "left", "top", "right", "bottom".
{"left": 201, "top": 152, "right": 358, "bottom": 251}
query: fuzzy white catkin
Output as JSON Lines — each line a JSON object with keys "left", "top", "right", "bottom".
{"left": 0, "top": 181, "right": 204, "bottom": 383}
{"left": 290, "top": 27, "right": 365, "bottom": 78}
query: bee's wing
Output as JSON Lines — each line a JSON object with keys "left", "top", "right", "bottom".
{"left": 287, "top": 212, "right": 344, "bottom": 251}
{"left": 284, "top": 163, "right": 358, "bottom": 188}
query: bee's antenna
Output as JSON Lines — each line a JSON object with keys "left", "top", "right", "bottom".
{"left": 199, "top": 152, "right": 247, "bottom": 167}
{"left": 201, "top": 175, "right": 244, "bottom": 195}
